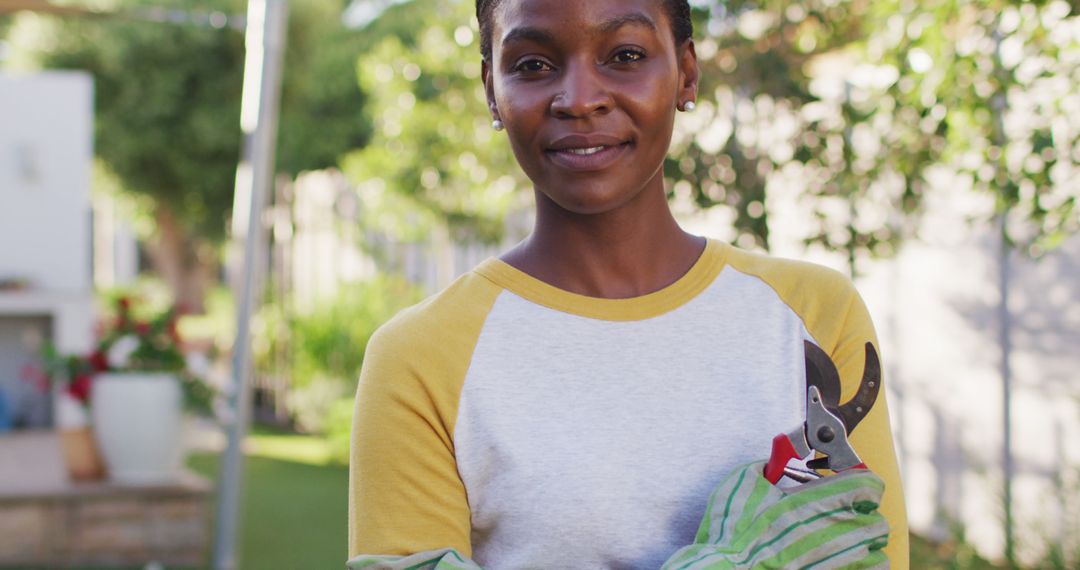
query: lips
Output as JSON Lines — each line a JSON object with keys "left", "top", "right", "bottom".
{"left": 545, "top": 133, "right": 633, "bottom": 172}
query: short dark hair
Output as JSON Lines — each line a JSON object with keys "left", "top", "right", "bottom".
{"left": 476, "top": 0, "right": 693, "bottom": 62}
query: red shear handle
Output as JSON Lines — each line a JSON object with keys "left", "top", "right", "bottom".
{"left": 764, "top": 433, "right": 800, "bottom": 484}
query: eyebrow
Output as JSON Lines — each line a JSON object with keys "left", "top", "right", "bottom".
{"left": 502, "top": 26, "right": 556, "bottom": 47}
{"left": 597, "top": 12, "right": 658, "bottom": 35}
{"left": 501, "top": 11, "right": 659, "bottom": 48}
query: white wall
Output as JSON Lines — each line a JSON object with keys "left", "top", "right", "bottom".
{"left": 92, "top": 192, "right": 140, "bottom": 290}
{"left": 0, "top": 72, "right": 93, "bottom": 293}
{"left": 712, "top": 167, "right": 1080, "bottom": 564}
{"left": 855, "top": 180, "right": 1080, "bottom": 564}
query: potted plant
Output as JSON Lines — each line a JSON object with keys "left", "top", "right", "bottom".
{"left": 35, "top": 346, "right": 106, "bottom": 480}
{"left": 86, "top": 297, "right": 211, "bottom": 484}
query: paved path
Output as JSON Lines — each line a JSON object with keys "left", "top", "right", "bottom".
{"left": 0, "top": 430, "right": 68, "bottom": 496}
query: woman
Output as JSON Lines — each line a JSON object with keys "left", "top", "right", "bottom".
{"left": 348, "top": 0, "right": 908, "bottom": 568}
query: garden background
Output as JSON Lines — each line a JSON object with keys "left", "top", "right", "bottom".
{"left": 0, "top": 0, "right": 1079, "bottom": 568}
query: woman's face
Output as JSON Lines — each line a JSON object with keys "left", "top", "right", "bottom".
{"left": 483, "top": 0, "right": 698, "bottom": 216}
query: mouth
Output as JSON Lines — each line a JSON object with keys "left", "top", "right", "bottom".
{"left": 564, "top": 146, "right": 612, "bottom": 156}
{"left": 545, "top": 135, "right": 634, "bottom": 172}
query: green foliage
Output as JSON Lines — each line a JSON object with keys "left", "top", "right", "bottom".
{"left": 323, "top": 396, "right": 356, "bottom": 464}
{"left": 290, "top": 275, "right": 420, "bottom": 389}
{"left": 253, "top": 275, "right": 420, "bottom": 436}
{"left": 667, "top": 1, "right": 1080, "bottom": 270}
{"left": 27, "top": 0, "right": 246, "bottom": 241}
{"left": 276, "top": 0, "right": 373, "bottom": 175}
{"left": 910, "top": 532, "right": 1004, "bottom": 569}
{"left": 340, "top": 0, "right": 1078, "bottom": 270}
{"left": 8, "top": 0, "right": 1077, "bottom": 268}
{"left": 341, "top": 0, "right": 528, "bottom": 243}
{"left": 96, "top": 296, "right": 188, "bottom": 372}
{"left": 864, "top": 0, "right": 1080, "bottom": 257}
{"left": 671, "top": 1, "right": 895, "bottom": 255}
{"left": 37, "top": 342, "right": 98, "bottom": 405}
{"left": 9, "top": 0, "right": 371, "bottom": 242}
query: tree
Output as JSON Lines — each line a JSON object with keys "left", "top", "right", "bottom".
{"left": 871, "top": 0, "right": 1079, "bottom": 256}
{"left": 671, "top": 0, "right": 1079, "bottom": 274}
{"left": 347, "top": 0, "right": 1076, "bottom": 276}
{"left": 5, "top": 0, "right": 372, "bottom": 310}
{"left": 340, "top": 0, "right": 527, "bottom": 245}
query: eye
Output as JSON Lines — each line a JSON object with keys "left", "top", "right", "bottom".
{"left": 612, "top": 48, "right": 646, "bottom": 64}
{"left": 513, "top": 58, "right": 554, "bottom": 74}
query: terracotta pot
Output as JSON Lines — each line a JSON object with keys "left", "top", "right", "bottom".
{"left": 58, "top": 427, "right": 106, "bottom": 480}
{"left": 52, "top": 389, "right": 104, "bottom": 480}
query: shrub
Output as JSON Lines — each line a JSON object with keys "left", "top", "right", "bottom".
{"left": 271, "top": 275, "right": 421, "bottom": 441}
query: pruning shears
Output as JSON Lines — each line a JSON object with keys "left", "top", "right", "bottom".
{"left": 764, "top": 341, "right": 881, "bottom": 484}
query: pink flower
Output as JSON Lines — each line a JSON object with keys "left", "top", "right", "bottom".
{"left": 19, "top": 363, "right": 49, "bottom": 393}
{"left": 88, "top": 350, "right": 109, "bottom": 372}
{"left": 67, "top": 374, "right": 92, "bottom": 403}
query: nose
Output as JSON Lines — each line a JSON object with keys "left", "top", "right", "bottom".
{"left": 550, "top": 59, "right": 612, "bottom": 119}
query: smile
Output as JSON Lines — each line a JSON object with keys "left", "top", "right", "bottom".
{"left": 567, "top": 146, "right": 607, "bottom": 156}
{"left": 546, "top": 143, "right": 631, "bottom": 171}
{"left": 545, "top": 135, "right": 633, "bottom": 172}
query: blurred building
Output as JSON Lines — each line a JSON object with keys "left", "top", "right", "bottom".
{"left": 0, "top": 71, "right": 96, "bottom": 428}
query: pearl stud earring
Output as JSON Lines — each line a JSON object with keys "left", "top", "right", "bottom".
{"left": 683, "top": 101, "right": 696, "bottom": 112}
{"left": 492, "top": 119, "right": 504, "bottom": 131}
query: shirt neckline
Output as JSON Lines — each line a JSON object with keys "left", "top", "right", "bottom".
{"left": 474, "top": 239, "right": 728, "bottom": 321}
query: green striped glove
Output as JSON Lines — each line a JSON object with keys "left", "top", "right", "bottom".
{"left": 346, "top": 461, "right": 888, "bottom": 570}
{"left": 346, "top": 547, "right": 482, "bottom": 570}
{"left": 661, "top": 461, "right": 889, "bottom": 570}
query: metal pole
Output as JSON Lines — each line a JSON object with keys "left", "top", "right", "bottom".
{"left": 998, "top": 212, "right": 1014, "bottom": 567}
{"left": 990, "top": 23, "right": 1015, "bottom": 568}
{"left": 842, "top": 80, "right": 857, "bottom": 279}
{"left": 212, "top": 1, "right": 288, "bottom": 569}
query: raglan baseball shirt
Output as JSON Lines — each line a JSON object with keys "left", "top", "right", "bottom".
{"left": 348, "top": 239, "right": 909, "bottom": 569}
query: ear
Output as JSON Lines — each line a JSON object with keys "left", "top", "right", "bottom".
{"left": 676, "top": 39, "right": 700, "bottom": 107}
{"left": 482, "top": 59, "right": 500, "bottom": 121}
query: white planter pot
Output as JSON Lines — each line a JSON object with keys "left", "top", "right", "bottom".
{"left": 91, "top": 372, "right": 184, "bottom": 484}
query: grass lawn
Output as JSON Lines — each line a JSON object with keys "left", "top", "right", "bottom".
{"left": 186, "top": 428, "right": 349, "bottom": 570}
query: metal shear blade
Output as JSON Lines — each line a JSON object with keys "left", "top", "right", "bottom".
{"left": 763, "top": 341, "right": 881, "bottom": 484}
{"left": 804, "top": 340, "right": 881, "bottom": 435}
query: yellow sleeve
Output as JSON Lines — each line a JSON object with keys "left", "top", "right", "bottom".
{"left": 825, "top": 281, "right": 909, "bottom": 569}
{"left": 348, "top": 272, "right": 502, "bottom": 558}
{"left": 724, "top": 247, "right": 910, "bottom": 568}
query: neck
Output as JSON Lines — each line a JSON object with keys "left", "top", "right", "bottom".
{"left": 503, "top": 183, "right": 705, "bottom": 299}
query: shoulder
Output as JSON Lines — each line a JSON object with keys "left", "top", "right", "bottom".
{"left": 721, "top": 244, "right": 858, "bottom": 311}
{"left": 718, "top": 243, "right": 871, "bottom": 351}
{"left": 355, "top": 267, "right": 506, "bottom": 435}
{"left": 365, "top": 267, "right": 504, "bottom": 365}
